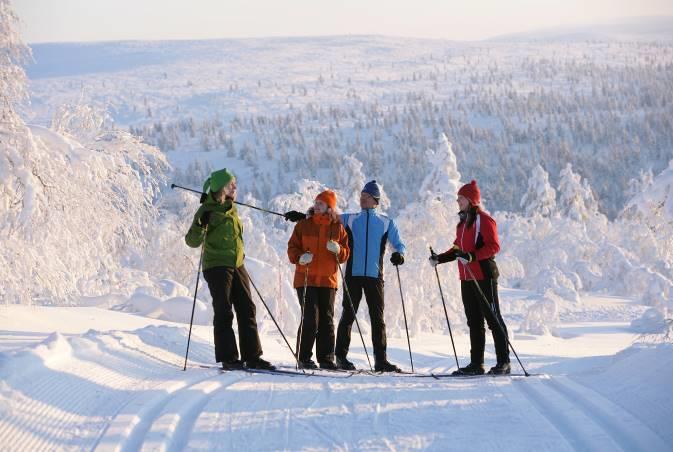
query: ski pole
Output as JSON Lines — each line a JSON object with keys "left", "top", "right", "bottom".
{"left": 430, "top": 247, "right": 461, "bottom": 371}
{"left": 336, "top": 259, "right": 373, "bottom": 372}
{"left": 170, "top": 183, "right": 285, "bottom": 217}
{"left": 395, "top": 265, "right": 414, "bottom": 373}
{"left": 296, "top": 262, "right": 309, "bottom": 370}
{"left": 183, "top": 226, "right": 207, "bottom": 371}
{"left": 247, "top": 272, "right": 302, "bottom": 369}
{"left": 463, "top": 263, "right": 530, "bottom": 377}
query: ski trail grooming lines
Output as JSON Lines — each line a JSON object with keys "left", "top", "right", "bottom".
{"left": 247, "top": 274, "right": 304, "bottom": 371}
{"left": 463, "top": 263, "right": 530, "bottom": 377}
{"left": 430, "top": 246, "right": 461, "bottom": 372}
{"left": 336, "top": 257, "right": 374, "bottom": 372}
{"left": 171, "top": 183, "right": 285, "bottom": 217}
{"left": 183, "top": 225, "right": 207, "bottom": 371}
{"left": 395, "top": 265, "right": 414, "bottom": 373}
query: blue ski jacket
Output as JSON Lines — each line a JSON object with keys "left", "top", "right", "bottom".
{"left": 341, "top": 209, "right": 406, "bottom": 279}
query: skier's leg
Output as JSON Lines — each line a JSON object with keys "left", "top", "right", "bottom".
{"left": 203, "top": 267, "right": 239, "bottom": 363}
{"left": 480, "top": 279, "right": 510, "bottom": 364}
{"left": 335, "top": 276, "right": 363, "bottom": 359}
{"left": 363, "top": 278, "right": 387, "bottom": 362}
{"left": 296, "top": 286, "right": 319, "bottom": 362}
{"left": 461, "top": 280, "right": 485, "bottom": 365}
{"left": 316, "top": 287, "right": 336, "bottom": 364}
{"left": 230, "top": 265, "right": 263, "bottom": 362}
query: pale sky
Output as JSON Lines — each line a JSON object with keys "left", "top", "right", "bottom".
{"left": 14, "top": 0, "right": 673, "bottom": 43}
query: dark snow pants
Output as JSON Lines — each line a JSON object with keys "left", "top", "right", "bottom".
{"left": 335, "top": 276, "right": 388, "bottom": 362}
{"left": 461, "top": 279, "right": 510, "bottom": 365}
{"left": 203, "top": 265, "right": 263, "bottom": 363}
{"left": 296, "top": 287, "right": 336, "bottom": 363}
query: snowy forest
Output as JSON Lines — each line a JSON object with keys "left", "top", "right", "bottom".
{"left": 3, "top": 3, "right": 672, "bottom": 339}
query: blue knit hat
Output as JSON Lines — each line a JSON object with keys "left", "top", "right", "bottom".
{"left": 362, "top": 180, "right": 381, "bottom": 203}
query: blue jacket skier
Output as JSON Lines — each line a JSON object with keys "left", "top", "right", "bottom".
{"left": 335, "top": 180, "right": 406, "bottom": 372}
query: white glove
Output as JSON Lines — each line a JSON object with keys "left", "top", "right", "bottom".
{"left": 429, "top": 256, "right": 439, "bottom": 267}
{"left": 299, "top": 252, "right": 313, "bottom": 265}
{"left": 326, "top": 240, "right": 340, "bottom": 255}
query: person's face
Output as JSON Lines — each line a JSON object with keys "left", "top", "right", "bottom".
{"left": 360, "top": 192, "right": 378, "bottom": 209}
{"left": 457, "top": 195, "right": 470, "bottom": 212}
{"left": 313, "top": 199, "right": 328, "bottom": 214}
{"left": 224, "top": 179, "right": 237, "bottom": 200}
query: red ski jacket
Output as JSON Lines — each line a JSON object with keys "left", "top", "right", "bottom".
{"left": 451, "top": 209, "right": 500, "bottom": 281}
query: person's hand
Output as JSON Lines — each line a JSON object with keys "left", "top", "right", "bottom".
{"left": 198, "top": 211, "right": 211, "bottom": 228}
{"left": 299, "top": 252, "right": 313, "bottom": 265}
{"left": 326, "top": 240, "right": 340, "bottom": 255}
{"left": 284, "top": 210, "right": 306, "bottom": 222}
{"left": 390, "top": 252, "right": 404, "bottom": 266}
{"left": 429, "top": 254, "right": 439, "bottom": 267}
{"left": 455, "top": 250, "right": 476, "bottom": 264}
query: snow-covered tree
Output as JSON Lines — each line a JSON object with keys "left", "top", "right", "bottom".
{"left": 418, "top": 134, "right": 462, "bottom": 204}
{"left": 520, "top": 164, "right": 556, "bottom": 217}
{"left": 558, "top": 163, "right": 594, "bottom": 221}
{"left": 0, "top": 0, "right": 30, "bottom": 118}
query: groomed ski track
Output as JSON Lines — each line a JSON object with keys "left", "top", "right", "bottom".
{"left": 0, "top": 323, "right": 667, "bottom": 451}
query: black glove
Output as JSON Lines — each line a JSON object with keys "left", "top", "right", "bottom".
{"left": 200, "top": 192, "right": 207, "bottom": 204}
{"left": 284, "top": 210, "right": 307, "bottom": 222}
{"left": 390, "top": 252, "right": 404, "bottom": 266}
{"left": 198, "top": 210, "right": 211, "bottom": 228}
{"left": 454, "top": 250, "right": 476, "bottom": 263}
{"left": 437, "top": 250, "right": 457, "bottom": 264}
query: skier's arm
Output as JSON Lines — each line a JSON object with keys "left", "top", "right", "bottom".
{"left": 387, "top": 219, "right": 406, "bottom": 255}
{"left": 287, "top": 223, "right": 304, "bottom": 264}
{"left": 185, "top": 207, "right": 207, "bottom": 248}
{"left": 336, "top": 224, "right": 350, "bottom": 264}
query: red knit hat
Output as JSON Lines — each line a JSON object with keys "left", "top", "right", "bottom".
{"left": 457, "top": 180, "right": 481, "bottom": 206}
{"left": 315, "top": 190, "right": 337, "bottom": 210}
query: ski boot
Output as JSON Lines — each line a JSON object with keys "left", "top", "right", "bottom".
{"left": 488, "top": 362, "right": 511, "bottom": 375}
{"left": 245, "top": 357, "right": 276, "bottom": 370}
{"left": 336, "top": 355, "right": 356, "bottom": 370}
{"left": 221, "top": 359, "right": 244, "bottom": 370}
{"left": 297, "top": 359, "right": 318, "bottom": 369}
{"left": 375, "top": 360, "right": 401, "bottom": 373}
{"left": 318, "top": 360, "right": 338, "bottom": 370}
{"left": 452, "top": 362, "right": 485, "bottom": 376}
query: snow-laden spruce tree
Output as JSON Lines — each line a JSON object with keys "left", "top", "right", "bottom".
{"left": 393, "top": 134, "right": 464, "bottom": 336}
{"left": 619, "top": 160, "right": 673, "bottom": 332}
{"left": 335, "top": 154, "right": 366, "bottom": 212}
{"left": 520, "top": 164, "right": 556, "bottom": 217}
{"left": 558, "top": 163, "right": 595, "bottom": 221}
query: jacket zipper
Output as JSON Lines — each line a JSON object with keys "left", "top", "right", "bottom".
{"left": 364, "top": 209, "right": 370, "bottom": 276}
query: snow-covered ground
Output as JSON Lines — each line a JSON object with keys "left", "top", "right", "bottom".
{"left": 1, "top": 291, "right": 671, "bottom": 451}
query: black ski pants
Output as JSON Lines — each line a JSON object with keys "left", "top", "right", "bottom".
{"left": 203, "top": 265, "right": 263, "bottom": 363}
{"left": 460, "top": 279, "right": 510, "bottom": 365}
{"left": 296, "top": 286, "right": 336, "bottom": 363}
{"left": 335, "top": 276, "right": 387, "bottom": 362}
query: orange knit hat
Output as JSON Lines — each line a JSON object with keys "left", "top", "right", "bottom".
{"left": 315, "top": 190, "right": 337, "bottom": 210}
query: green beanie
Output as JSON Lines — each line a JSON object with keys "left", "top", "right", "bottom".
{"left": 203, "top": 168, "right": 235, "bottom": 193}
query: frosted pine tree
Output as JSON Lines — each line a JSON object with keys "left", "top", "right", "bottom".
{"left": 520, "top": 164, "right": 556, "bottom": 217}
{"left": 335, "top": 154, "right": 366, "bottom": 211}
{"left": 558, "top": 163, "right": 592, "bottom": 221}
{"left": 392, "top": 134, "right": 464, "bottom": 336}
{"left": 418, "top": 133, "right": 462, "bottom": 204}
